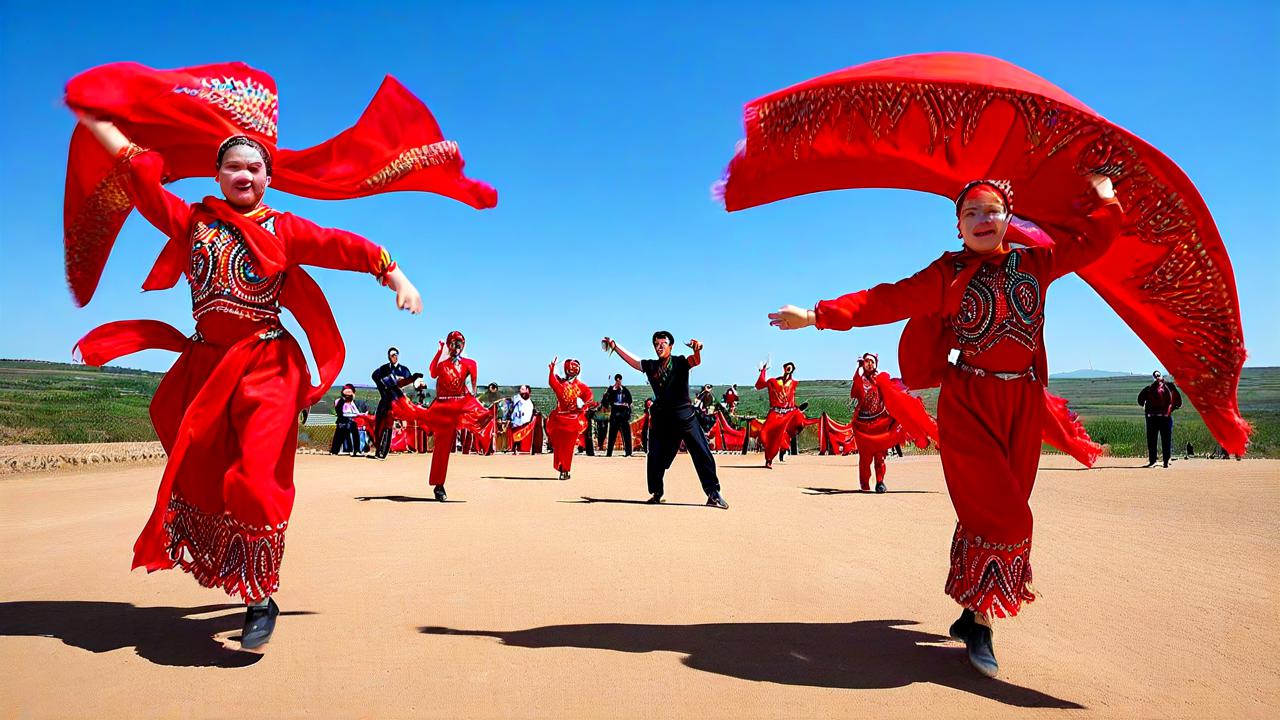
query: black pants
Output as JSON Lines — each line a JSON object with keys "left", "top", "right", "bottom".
{"left": 374, "top": 398, "right": 395, "bottom": 458}
{"left": 582, "top": 423, "right": 595, "bottom": 456}
{"left": 607, "top": 412, "right": 633, "bottom": 456}
{"left": 647, "top": 409, "right": 720, "bottom": 497}
{"left": 330, "top": 419, "right": 359, "bottom": 456}
{"left": 595, "top": 421, "right": 609, "bottom": 450}
{"left": 1146, "top": 415, "right": 1173, "bottom": 464}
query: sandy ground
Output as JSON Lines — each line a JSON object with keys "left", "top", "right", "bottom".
{"left": 0, "top": 451, "right": 1276, "bottom": 719}
{"left": 0, "top": 442, "right": 166, "bottom": 475}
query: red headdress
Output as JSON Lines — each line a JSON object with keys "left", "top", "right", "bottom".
{"left": 564, "top": 359, "right": 581, "bottom": 377}
{"left": 63, "top": 61, "right": 498, "bottom": 307}
{"left": 718, "top": 52, "right": 1249, "bottom": 455}
{"left": 446, "top": 330, "right": 466, "bottom": 346}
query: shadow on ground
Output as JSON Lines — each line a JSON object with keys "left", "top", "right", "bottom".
{"left": 0, "top": 601, "right": 313, "bottom": 668}
{"left": 563, "top": 497, "right": 710, "bottom": 508}
{"left": 420, "top": 619, "right": 1082, "bottom": 709}
{"left": 803, "top": 487, "right": 939, "bottom": 496}
{"left": 355, "top": 495, "right": 464, "bottom": 503}
{"left": 481, "top": 476, "right": 562, "bottom": 481}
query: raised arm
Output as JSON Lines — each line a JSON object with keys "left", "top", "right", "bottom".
{"left": 755, "top": 365, "right": 769, "bottom": 390}
{"left": 602, "top": 337, "right": 643, "bottom": 372}
{"left": 547, "top": 359, "right": 563, "bottom": 393}
{"left": 76, "top": 113, "right": 191, "bottom": 240}
{"left": 687, "top": 339, "right": 703, "bottom": 368}
{"left": 1039, "top": 175, "right": 1123, "bottom": 281}
{"left": 428, "top": 342, "right": 445, "bottom": 378}
{"left": 279, "top": 215, "right": 422, "bottom": 313}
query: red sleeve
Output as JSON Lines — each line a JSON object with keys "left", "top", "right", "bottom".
{"left": 549, "top": 368, "right": 562, "bottom": 394}
{"left": 754, "top": 367, "right": 768, "bottom": 390}
{"left": 123, "top": 148, "right": 192, "bottom": 241}
{"left": 278, "top": 213, "right": 395, "bottom": 280}
{"left": 814, "top": 260, "right": 946, "bottom": 331}
{"left": 1040, "top": 196, "right": 1124, "bottom": 281}
{"left": 428, "top": 346, "right": 444, "bottom": 378}
{"left": 850, "top": 375, "right": 862, "bottom": 401}
{"left": 466, "top": 359, "right": 478, "bottom": 388}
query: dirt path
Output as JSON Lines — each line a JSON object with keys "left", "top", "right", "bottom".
{"left": 0, "top": 452, "right": 1275, "bottom": 718}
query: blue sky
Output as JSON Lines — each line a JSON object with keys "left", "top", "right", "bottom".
{"left": 1, "top": 1, "right": 1276, "bottom": 386}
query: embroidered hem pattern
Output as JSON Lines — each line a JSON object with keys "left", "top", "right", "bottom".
{"left": 163, "top": 494, "right": 286, "bottom": 604}
{"left": 944, "top": 523, "right": 1036, "bottom": 618}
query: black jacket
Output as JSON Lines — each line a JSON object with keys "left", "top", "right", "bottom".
{"left": 601, "top": 385, "right": 633, "bottom": 417}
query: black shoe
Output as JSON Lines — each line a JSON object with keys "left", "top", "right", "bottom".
{"left": 875, "top": 481, "right": 887, "bottom": 494}
{"left": 948, "top": 609, "right": 975, "bottom": 641}
{"left": 706, "top": 492, "right": 729, "bottom": 509}
{"left": 241, "top": 597, "right": 280, "bottom": 650}
{"left": 1163, "top": 461, "right": 1169, "bottom": 468}
{"left": 964, "top": 621, "right": 998, "bottom": 677}
{"left": 645, "top": 493, "right": 664, "bottom": 504}
{"left": 434, "top": 485, "right": 447, "bottom": 502}
{"left": 1144, "top": 461, "right": 1156, "bottom": 468}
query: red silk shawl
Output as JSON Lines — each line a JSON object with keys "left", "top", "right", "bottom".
{"left": 719, "top": 52, "right": 1248, "bottom": 455}
{"left": 64, "top": 61, "right": 497, "bottom": 306}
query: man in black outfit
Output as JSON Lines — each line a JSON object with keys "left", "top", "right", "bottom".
{"left": 1138, "top": 370, "right": 1183, "bottom": 468}
{"left": 371, "top": 346, "right": 422, "bottom": 459}
{"left": 601, "top": 331, "right": 728, "bottom": 508}
{"left": 601, "top": 374, "right": 634, "bottom": 457}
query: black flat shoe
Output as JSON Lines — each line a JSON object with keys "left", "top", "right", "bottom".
{"left": 241, "top": 597, "right": 280, "bottom": 650}
{"left": 962, "top": 619, "right": 998, "bottom": 678}
{"left": 706, "top": 492, "right": 729, "bottom": 509}
{"left": 948, "top": 609, "right": 975, "bottom": 641}
{"left": 434, "top": 485, "right": 447, "bottom": 502}
{"left": 875, "top": 481, "right": 887, "bottom": 494}
{"left": 645, "top": 494, "right": 664, "bottom": 504}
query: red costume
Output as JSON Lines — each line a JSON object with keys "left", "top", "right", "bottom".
{"left": 395, "top": 335, "right": 490, "bottom": 487}
{"left": 546, "top": 360, "right": 595, "bottom": 475}
{"left": 850, "top": 368, "right": 896, "bottom": 489}
{"left": 720, "top": 53, "right": 1250, "bottom": 620}
{"left": 815, "top": 189, "right": 1123, "bottom": 617}
{"left": 67, "top": 62, "right": 495, "bottom": 604}
{"left": 754, "top": 368, "right": 805, "bottom": 466}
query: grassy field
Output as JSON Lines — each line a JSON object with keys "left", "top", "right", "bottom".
{"left": 3, "top": 359, "right": 1277, "bottom": 457}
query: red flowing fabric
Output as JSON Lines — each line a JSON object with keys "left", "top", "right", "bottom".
{"left": 508, "top": 416, "right": 544, "bottom": 455}
{"left": 817, "top": 413, "right": 857, "bottom": 456}
{"left": 65, "top": 61, "right": 497, "bottom": 307}
{"left": 1041, "top": 388, "right": 1103, "bottom": 467}
{"left": 720, "top": 53, "right": 1248, "bottom": 455}
{"left": 708, "top": 412, "right": 765, "bottom": 452}
{"left": 392, "top": 397, "right": 493, "bottom": 483}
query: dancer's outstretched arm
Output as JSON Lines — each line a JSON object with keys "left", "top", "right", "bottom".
{"left": 428, "top": 341, "right": 446, "bottom": 378}
{"left": 601, "top": 337, "right": 642, "bottom": 372}
{"left": 770, "top": 262, "right": 946, "bottom": 332}
{"left": 547, "top": 358, "right": 562, "bottom": 393}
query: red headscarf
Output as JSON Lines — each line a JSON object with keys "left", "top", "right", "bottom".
{"left": 564, "top": 359, "right": 581, "bottom": 377}
{"left": 446, "top": 330, "right": 466, "bottom": 346}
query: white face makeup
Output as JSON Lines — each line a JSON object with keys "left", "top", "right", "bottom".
{"left": 217, "top": 144, "right": 270, "bottom": 210}
{"left": 957, "top": 190, "right": 1010, "bottom": 254}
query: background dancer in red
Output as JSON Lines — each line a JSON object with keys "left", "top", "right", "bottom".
{"left": 850, "top": 353, "right": 897, "bottom": 493}
{"left": 396, "top": 331, "right": 488, "bottom": 501}
{"left": 754, "top": 361, "right": 804, "bottom": 469}
{"left": 771, "top": 175, "right": 1121, "bottom": 677}
{"left": 546, "top": 357, "right": 595, "bottom": 480}
{"left": 72, "top": 119, "right": 424, "bottom": 649}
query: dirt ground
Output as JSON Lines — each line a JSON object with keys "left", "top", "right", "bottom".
{"left": 0, "top": 451, "right": 1275, "bottom": 719}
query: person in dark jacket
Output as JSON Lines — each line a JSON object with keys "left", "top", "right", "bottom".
{"left": 371, "top": 347, "right": 422, "bottom": 459}
{"left": 600, "top": 374, "right": 634, "bottom": 457}
{"left": 1138, "top": 370, "right": 1183, "bottom": 468}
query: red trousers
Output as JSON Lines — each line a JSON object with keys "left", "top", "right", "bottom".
{"left": 396, "top": 397, "right": 489, "bottom": 486}
{"left": 546, "top": 410, "right": 586, "bottom": 473}
{"left": 858, "top": 451, "right": 886, "bottom": 488}
{"left": 760, "top": 408, "right": 804, "bottom": 463}
{"left": 937, "top": 367, "right": 1043, "bottom": 618}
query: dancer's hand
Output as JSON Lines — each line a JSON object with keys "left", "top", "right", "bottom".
{"left": 550, "top": 356, "right": 558, "bottom": 369}
{"left": 769, "top": 305, "right": 815, "bottom": 330}
{"left": 385, "top": 267, "right": 423, "bottom": 314}
{"left": 600, "top": 337, "right": 616, "bottom": 353}
{"left": 1087, "top": 173, "right": 1115, "bottom": 201}
{"left": 759, "top": 360, "right": 769, "bottom": 372}
{"left": 687, "top": 339, "right": 703, "bottom": 352}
